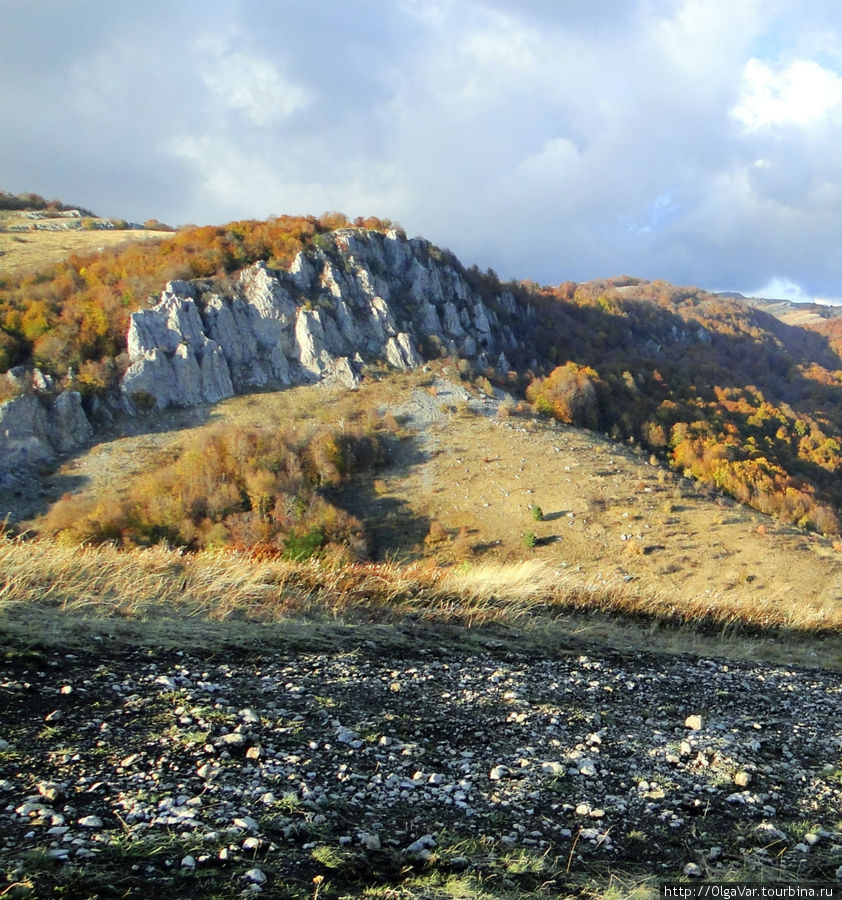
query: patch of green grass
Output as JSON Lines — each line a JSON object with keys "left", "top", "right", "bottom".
{"left": 311, "top": 844, "right": 353, "bottom": 871}
{"left": 174, "top": 727, "right": 211, "bottom": 746}
{"left": 500, "top": 848, "right": 552, "bottom": 877}
{"left": 542, "top": 774, "right": 569, "bottom": 796}
{"left": 35, "top": 725, "right": 64, "bottom": 742}
{"left": 274, "top": 791, "right": 304, "bottom": 815}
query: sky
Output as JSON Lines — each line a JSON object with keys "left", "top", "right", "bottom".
{"left": 3, "top": 0, "right": 842, "bottom": 301}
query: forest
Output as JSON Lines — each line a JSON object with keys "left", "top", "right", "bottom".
{"left": 520, "top": 279, "right": 842, "bottom": 533}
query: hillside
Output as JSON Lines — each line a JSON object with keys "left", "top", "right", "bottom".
{"left": 4, "top": 199, "right": 842, "bottom": 897}
{"left": 7, "top": 221, "right": 842, "bottom": 536}
{"left": 4, "top": 366, "right": 841, "bottom": 659}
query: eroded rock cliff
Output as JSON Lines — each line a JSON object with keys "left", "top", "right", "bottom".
{"left": 0, "top": 228, "right": 526, "bottom": 477}
{"left": 120, "top": 228, "right": 521, "bottom": 412}
{"left": 0, "top": 371, "right": 92, "bottom": 475}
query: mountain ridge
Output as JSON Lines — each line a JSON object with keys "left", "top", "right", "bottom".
{"left": 119, "top": 228, "right": 519, "bottom": 414}
{"left": 4, "top": 206, "right": 842, "bottom": 535}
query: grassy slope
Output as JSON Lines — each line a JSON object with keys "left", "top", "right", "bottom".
{"left": 3, "top": 364, "right": 841, "bottom": 670}
{"left": 0, "top": 210, "right": 170, "bottom": 277}
{"left": 1, "top": 210, "right": 840, "bottom": 665}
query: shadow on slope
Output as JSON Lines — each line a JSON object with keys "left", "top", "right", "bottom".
{"left": 322, "top": 432, "right": 434, "bottom": 561}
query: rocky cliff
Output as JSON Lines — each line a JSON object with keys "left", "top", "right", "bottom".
{"left": 0, "top": 228, "right": 526, "bottom": 475}
{"left": 119, "top": 228, "right": 521, "bottom": 412}
{"left": 0, "top": 368, "right": 92, "bottom": 477}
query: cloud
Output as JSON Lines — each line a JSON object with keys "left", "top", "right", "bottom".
{"left": 195, "top": 33, "right": 312, "bottom": 127}
{"left": 733, "top": 58, "right": 842, "bottom": 130}
{"left": 750, "top": 276, "right": 813, "bottom": 301}
{"left": 747, "top": 277, "right": 842, "bottom": 306}
{"left": 4, "top": 1, "right": 842, "bottom": 297}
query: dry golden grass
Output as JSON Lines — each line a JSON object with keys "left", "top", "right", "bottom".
{"left": 3, "top": 537, "right": 842, "bottom": 670}
{"left": 4, "top": 364, "right": 842, "bottom": 667}
{"left": 0, "top": 220, "right": 170, "bottom": 276}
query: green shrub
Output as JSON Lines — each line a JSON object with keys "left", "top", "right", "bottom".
{"left": 283, "top": 527, "right": 326, "bottom": 561}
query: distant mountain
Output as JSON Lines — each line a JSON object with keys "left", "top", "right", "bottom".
{"left": 714, "top": 291, "right": 842, "bottom": 327}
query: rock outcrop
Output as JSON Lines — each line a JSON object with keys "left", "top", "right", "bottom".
{"left": 120, "top": 228, "right": 523, "bottom": 412}
{"left": 0, "top": 228, "right": 527, "bottom": 476}
{"left": 0, "top": 370, "right": 93, "bottom": 474}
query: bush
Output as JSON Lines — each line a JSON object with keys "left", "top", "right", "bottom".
{"left": 452, "top": 525, "right": 474, "bottom": 560}
{"left": 529, "top": 504, "right": 544, "bottom": 521}
{"left": 42, "top": 422, "right": 386, "bottom": 555}
{"left": 0, "top": 329, "right": 21, "bottom": 371}
{"left": 522, "top": 531, "right": 537, "bottom": 549}
{"left": 283, "top": 527, "right": 326, "bottom": 561}
{"left": 130, "top": 390, "right": 158, "bottom": 414}
{"left": 526, "top": 362, "right": 602, "bottom": 429}
{"left": 425, "top": 520, "right": 448, "bottom": 545}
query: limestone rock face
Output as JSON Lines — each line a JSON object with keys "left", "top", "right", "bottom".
{"left": 0, "top": 384, "right": 92, "bottom": 470}
{"left": 50, "top": 390, "right": 94, "bottom": 454}
{"left": 0, "top": 229, "right": 530, "bottom": 477}
{"left": 119, "top": 228, "right": 528, "bottom": 413}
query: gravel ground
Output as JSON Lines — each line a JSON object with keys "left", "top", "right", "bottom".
{"left": 2, "top": 632, "right": 842, "bottom": 898}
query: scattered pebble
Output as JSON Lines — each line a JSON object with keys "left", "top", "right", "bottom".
{"left": 2, "top": 639, "right": 841, "bottom": 893}
{"left": 244, "top": 868, "right": 266, "bottom": 884}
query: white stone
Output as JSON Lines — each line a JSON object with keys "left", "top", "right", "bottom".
{"left": 359, "top": 832, "right": 381, "bottom": 850}
{"left": 244, "top": 867, "right": 267, "bottom": 884}
{"left": 406, "top": 834, "right": 436, "bottom": 854}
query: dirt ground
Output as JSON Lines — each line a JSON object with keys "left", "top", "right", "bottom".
{"left": 381, "top": 384, "right": 842, "bottom": 618}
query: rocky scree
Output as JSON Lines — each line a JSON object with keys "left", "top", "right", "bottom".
{"left": 2, "top": 639, "right": 842, "bottom": 896}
